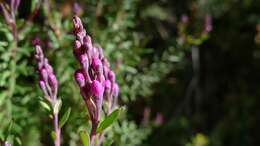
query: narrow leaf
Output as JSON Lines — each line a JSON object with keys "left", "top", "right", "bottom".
{"left": 15, "top": 137, "right": 22, "bottom": 145}
{"left": 39, "top": 101, "right": 51, "bottom": 112}
{"left": 58, "top": 107, "right": 71, "bottom": 128}
{"left": 96, "top": 108, "right": 121, "bottom": 133}
{"left": 80, "top": 130, "right": 90, "bottom": 146}
{"left": 53, "top": 99, "right": 62, "bottom": 114}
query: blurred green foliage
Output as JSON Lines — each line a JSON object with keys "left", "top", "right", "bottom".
{"left": 1, "top": 0, "right": 259, "bottom": 146}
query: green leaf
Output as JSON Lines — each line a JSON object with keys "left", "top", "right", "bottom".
{"left": 31, "top": 0, "right": 38, "bottom": 11}
{"left": 53, "top": 99, "right": 62, "bottom": 114}
{"left": 15, "top": 137, "right": 22, "bottom": 145}
{"left": 58, "top": 107, "right": 71, "bottom": 128}
{"left": 79, "top": 130, "right": 90, "bottom": 146}
{"left": 39, "top": 101, "right": 51, "bottom": 112}
{"left": 96, "top": 108, "right": 121, "bottom": 133}
{"left": 51, "top": 131, "right": 56, "bottom": 141}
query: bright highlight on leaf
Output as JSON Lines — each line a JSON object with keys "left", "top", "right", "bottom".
{"left": 96, "top": 108, "right": 121, "bottom": 133}
{"left": 53, "top": 99, "right": 62, "bottom": 114}
{"left": 39, "top": 101, "right": 51, "bottom": 112}
{"left": 80, "top": 130, "right": 90, "bottom": 146}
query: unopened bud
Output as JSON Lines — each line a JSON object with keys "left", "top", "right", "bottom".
{"left": 112, "top": 83, "right": 119, "bottom": 98}
{"left": 74, "top": 70, "right": 86, "bottom": 87}
{"left": 48, "top": 74, "right": 58, "bottom": 95}
{"left": 40, "top": 68, "right": 48, "bottom": 82}
{"left": 72, "top": 16, "right": 82, "bottom": 32}
{"left": 92, "top": 57, "right": 102, "bottom": 72}
{"left": 39, "top": 80, "right": 48, "bottom": 97}
{"left": 108, "top": 70, "right": 115, "bottom": 83}
{"left": 90, "top": 80, "right": 104, "bottom": 98}
{"left": 79, "top": 54, "right": 89, "bottom": 72}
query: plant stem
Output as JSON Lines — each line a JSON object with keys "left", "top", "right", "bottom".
{"left": 52, "top": 97, "right": 61, "bottom": 146}
{"left": 90, "top": 121, "right": 98, "bottom": 145}
{"left": 97, "top": 100, "right": 113, "bottom": 146}
{"left": 54, "top": 112, "right": 61, "bottom": 146}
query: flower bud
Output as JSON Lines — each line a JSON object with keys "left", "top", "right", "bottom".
{"left": 40, "top": 68, "right": 48, "bottom": 82}
{"left": 73, "top": 16, "right": 82, "bottom": 32}
{"left": 74, "top": 40, "right": 81, "bottom": 49}
{"left": 90, "top": 80, "right": 104, "bottom": 98}
{"left": 35, "top": 45, "right": 43, "bottom": 56}
{"left": 76, "top": 31, "right": 86, "bottom": 44}
{"left": 74, "top": 40, "right": 83, "bottom": 57}
{"left": 90, "top": 80, "right": 104, "bottom": 121}
{"left": 74, "top": 70, "right": 86, "bottom": 87}
{"left": 103, "top": 65, "right": 109, "bottom": 78}
{"left": 96, "top": 47, "right": 104, "bottom": 59}
{"left": 32, "top": 37, "right": 41, "bottom": 46}
{"left": 48, "top": 74, "right": 58, "bottom": 94}
{"left": 92, "top": 46, "right": 99, "bottom": 58}
{"left": 73, "top": 2, "right": 82, "bottom": 16}
{"left": 112, "top": 83, "right": 119, "bottom": 98}
{"left": 83, "top": 35, "right": 92, "bottom": 51}
{"left": 79, "top": 54, "right": 89, "bottom": 73}
{"left": 45, "top": 63, "right": 53, "bottom": 74}
{"left": 39, "top": 80, "right": 48, "bottom": 97}
{"left": 92, "top": 57, "right": 102, "bottom": 72}
{"left": 104, "top": 80, "right": 111, "bottom": 90}
{"left": 108, "top": 70, "right": 115, "bottom": 83}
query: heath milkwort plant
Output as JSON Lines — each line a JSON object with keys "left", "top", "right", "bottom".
{"left": 72, "top": 16, "right": 119, "bottom": 145}
{"left": 34, "top": 44, "right": 61, "bottom": 146}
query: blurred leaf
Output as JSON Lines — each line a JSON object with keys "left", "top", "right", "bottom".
{"left": 39, "top": 101, "right": 51, "bottom": 112}
{"left": 141, "top": 4, "right": 168, "bottom": 20}
{"left": 58, "top": 107, "right": 71, "bottom": 128}
{"left": 79, "top": 130, "right": 90, "bottom": 146}
{"left": 51, "top": 131, "right": 56, "bottom": 141}
{"left": 97, "top": 108, "right": 121, "bottom": 133}
{"left": 15, "top": 137, "right": 22, "bottom": 145}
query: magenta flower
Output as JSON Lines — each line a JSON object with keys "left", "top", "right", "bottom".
{"left": 34, "top": 44, "right": 61, "bottom": 146}
{"left": 35, "top": 45, "right": 58, "bottom": 100}
{"left": 72, "top": 16, "right": 119, "bottom": 144}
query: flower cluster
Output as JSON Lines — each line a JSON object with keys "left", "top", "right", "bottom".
{"left": 72, "top": 16, "right": 119, "bottom": 132}
{"left": 34, "top": 44, "right": 61, "bottom": 146}
{"left": 35, "top": 45, "right": 58, "bottom": 102}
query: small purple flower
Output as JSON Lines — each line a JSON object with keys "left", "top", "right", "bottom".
{"left": 32, "top": 37, "right": 41, "bottom": 46}
{"left": 73, "top": 2, "right": 82, "bottom": 16}
{"left": 154, "top": 113, "right": 164, "bottom": 125}
{"left": 181, "top": 14, "right": 189, "bottom": 24}
{"left": 203, "top": 14, "right": 212, "bottom": 33}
